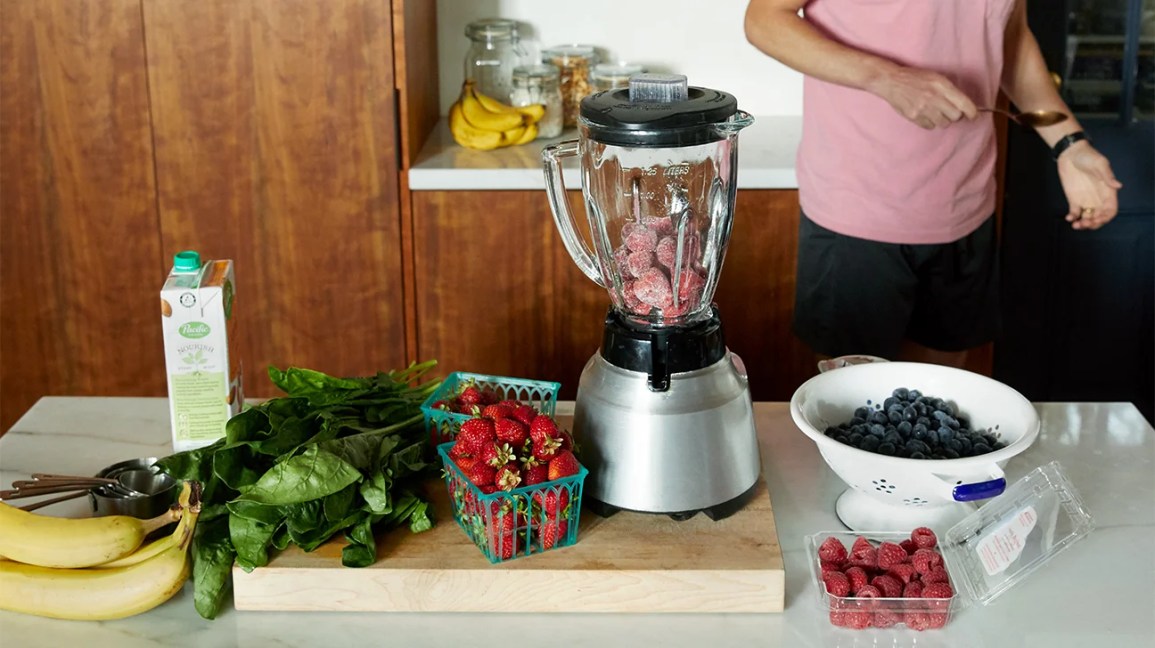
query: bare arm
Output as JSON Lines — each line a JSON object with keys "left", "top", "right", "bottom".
{"left": 743, "top": 0, "right": 977, "bottom": 128}
{"left": 1001, "top": 0, "right": 1122, "bottom": 229}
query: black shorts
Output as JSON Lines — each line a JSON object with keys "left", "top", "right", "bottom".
{"left": 792, "top": 212, "right": 1000, "bottom": 359}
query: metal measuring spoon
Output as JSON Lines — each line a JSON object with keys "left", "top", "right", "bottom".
{"left": 979, "top": 107, "right": 1068, "bottom": 128}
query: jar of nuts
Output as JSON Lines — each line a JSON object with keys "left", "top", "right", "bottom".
{"left": 511, "top": 64, "right": 564, "bottom": 139}
{"left": 541, "top": 45, "right": 597, "bottom": 128}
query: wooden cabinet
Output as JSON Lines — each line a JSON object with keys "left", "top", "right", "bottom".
{"left": 0, "top": 0, "right": 420, "bottom": 432}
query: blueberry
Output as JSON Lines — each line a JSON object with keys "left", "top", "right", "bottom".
{"left": 912, "top": 423, "right": 929, "bottom": 440}
{"left": 884, "top": 396, "right": 900, "bottom": 410}
{"left": 973, "top": 442, "right": 991, "bottom": 455}
{"left": 909, "top": 389, "right": 922, "bottom": 399}
{"left": 902, "top": 405, "right": 917, "bottom": 421}
{"left": 917, "top": 416, "right": 931, "bottom": 428}
{"left": 957, "top": 437, "right": 972, "bottom": 453}
{"left": 854, "top": 406, "right": 870, "bottom": 420}
{"left": 884, "top": 432, "right": 903, "bottom": 446}
{"left": 893, "top": 387, "right": 910, "bottom": 400}
{"left": 910, "top": 451, "right": 927, "bottom": 459}
{"left": 870, "top": 423, "right": 887, "bottom": 437}
{"left": 897, "top": 421, "right": 913, "bottom": 437}
{"left": 947, "top": 438, "right": 962, "bottom": 452}
{"left": 861, "top": 436, "right": 881, "bottom": 452}
{"left": 871, "top": 411, "right": 889, "bottom": 425}
{"left": 850, "top": 416, "right": 865, "bottom": 427}
{"left": 848, "top": 433, "right": 864, "bottom": 445}
{"left": 888, "top": 409, "right": 903, "bottom": 424}
{"left": 943, "top": 448, "right": 960, "bottom": 459}
{"left": 878, "top": 442, "right": 897, "bottom": 455}
{"left": 937, "top": 425, "right": 955, "bottom": 440}
{"left": 824, "top": 427, "right": 839, "bottom": 437}
{"left": 896, "top": 447, "right": 911, "bottom": 458}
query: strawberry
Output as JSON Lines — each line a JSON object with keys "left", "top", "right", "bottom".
{"left": 533, "top": 436, "right": 563, "bottom": 461}
{"left": 512, "top": 404, "right": 538, "bottom": 426}
{"left": 454, "top": 455, "right": 479, "bottom": 475}
{"left": 520, "top": 457, "right": 549, "bottom": 486}
{"left": 448, "top": 438, "right": 472, "bottom": 459}
{"left": 495, "top": 418, "right": 528, "bottom": 446}
{"left": 429, "top": 399, "right": 453, "bottom": 411}
{"left": 547, "top": 451, "right": 580, "bottom": 480}
{"left": 482, "top": 404, "right": 517, "bottom": 421}
{"left": 457, "top": 418, "right": 496, "bottom": 453}
{"left": 478, "top": 442, "right": 515, "bottom": 468}
{"left": 458, "top": 384, "right": 485, "bottom": 407}
{"left": 467, "top": 463, "right": 496, "bottom": 487}
{"left": 557, "top": 429, "right": 574, "bottom": 453}
{"left": 488, "top": 505, "right": 523, "bottom": 559}
{"left": 495, "top": 462, "right": 522, "bottom": 491}
{"left": 529, "top": 414, "right": 559, "bottom": 445}
{"left": 539, "top": 519, "right": 568, "bottom": 550}
{"left": 533, "top": 487, "right": 570, "bottom": 519}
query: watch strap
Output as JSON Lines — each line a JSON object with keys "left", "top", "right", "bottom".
{"left": 1051, "top": 131, "right": 1090, "bottom": 161}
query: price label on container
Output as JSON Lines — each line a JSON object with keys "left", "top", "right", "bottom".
{"left": 975, "top": 506, "right": 1038, "bottom": 576}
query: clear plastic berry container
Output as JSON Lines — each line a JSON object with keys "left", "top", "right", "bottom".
{"left": 421, "top": 372, "right": 561, "bottom": 446}
{"left": 808, "top": 462, "right": 1095, "bottom": 631}
{"left": 438, "top": 441, "right": 587, "bottom": 564}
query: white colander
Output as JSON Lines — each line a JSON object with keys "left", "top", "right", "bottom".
{"left": 790, "top": 362, "right": 1040, "bottom": 532}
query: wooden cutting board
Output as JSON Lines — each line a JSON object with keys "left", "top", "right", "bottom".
{"left": 232, "top": 414, "right": 785, "bottom": 613}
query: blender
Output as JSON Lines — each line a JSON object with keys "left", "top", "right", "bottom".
{"left": 542, "top": 74, "right": 760, "bottom": 520}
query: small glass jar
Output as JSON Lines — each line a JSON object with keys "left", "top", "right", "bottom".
{"left": 511, "top": 64, "right": 564, "bottom": 139}
{"left": 541, "top": 44, "right": 597, "bottom": 128}
{"left": 591, "top": 62, "right": 645, "bottom": 93}
{"left": 464, "top": 19, "right": 528, "bottom": 104}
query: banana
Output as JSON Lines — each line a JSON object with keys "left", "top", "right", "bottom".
{"left": 511, "top": 122, "right": 538, "bottom": 146}
{"left": 92, "top": 533, "right": 176, "bottom": 569}
{"left": 0, "top": 481, "right": 200, "bottom": 621}
{"left": 460, "top": 83, "right": 526, "bottom": 132}
{"left": 513, "top": 103, "right": 545, "bottom": 124}
{"left": 450, "top": 101, "right": 504, "bottom": 151}
{"left": 0, "top": 499, "right": 181, "bottom": 569}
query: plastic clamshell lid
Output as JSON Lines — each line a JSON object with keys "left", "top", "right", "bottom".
{"left": 942, "top": 461, "right": 1095, "bottom": 606}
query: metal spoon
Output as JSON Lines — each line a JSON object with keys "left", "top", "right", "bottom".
{"left": 979, "top": 107, "right": 1068, "bottom": 128}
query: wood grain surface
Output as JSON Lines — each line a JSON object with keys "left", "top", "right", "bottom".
{"left": 142, "top": 0, "right": 407, "bottom": 399}
{"left": 0, "top": 0, "right": 161, "bottom": 432}
{"left": 232, "top": 409, "right": 785, "bottom": 613}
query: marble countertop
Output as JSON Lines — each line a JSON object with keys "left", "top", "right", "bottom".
{"left": 407, "top": 115, "right": 801, "bottom": 191}
{"left": 1, "top": 397, "right": 1153, "bottom": 648}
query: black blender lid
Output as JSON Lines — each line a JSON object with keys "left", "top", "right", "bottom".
{"left": 579, "top": 74, "right": 739, "bottom": 147}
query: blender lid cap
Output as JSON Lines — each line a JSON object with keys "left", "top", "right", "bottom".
{"left": 579, "top": 74, "right": 740, "bottom": 147}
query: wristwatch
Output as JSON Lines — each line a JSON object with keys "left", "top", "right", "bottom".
{"left": 1051, "top": 131, "right": 1090, "bottom": 161}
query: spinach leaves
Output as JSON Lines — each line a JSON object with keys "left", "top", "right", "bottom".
{"left": 157, "top": 361, "right": 440, "bottom": 619}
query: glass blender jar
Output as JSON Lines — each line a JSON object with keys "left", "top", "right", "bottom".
{"left": 541, "top": 74, "right": 760, "bottom": 520}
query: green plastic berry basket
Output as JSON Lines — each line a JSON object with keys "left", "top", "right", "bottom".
{"left": 421, "top": 372, "right": 561, "bottom": 446}
{"left": 437, "top": 441, "right": 586, "bottom": 564}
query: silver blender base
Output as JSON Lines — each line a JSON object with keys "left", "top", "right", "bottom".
{"left": 573, "top": 352, "right": 762, "bottom": 519}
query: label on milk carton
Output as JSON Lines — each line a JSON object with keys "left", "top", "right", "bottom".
{"left": 161, "top": 252, "right": 243, "bottom": 451}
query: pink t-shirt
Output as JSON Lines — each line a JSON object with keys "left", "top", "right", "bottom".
{"left": 797, "top": 0, "right": 1015, "bottom": 244}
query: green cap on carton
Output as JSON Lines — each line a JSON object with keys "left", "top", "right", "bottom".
{"left": 173, "top": 250, "right": 202, "bottom": 273}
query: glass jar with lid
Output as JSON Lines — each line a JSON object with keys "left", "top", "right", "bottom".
{"left": 541, "top": 44, "right": 597, "bottom": 128}
{"left": 590, "top": 62, "right": 645, "bottom": 93}
{"left": 511, "top": 64, "right": 564, "bottom": 138}
{"left": 464, "top": 18, "right": 528, "bottom": 104}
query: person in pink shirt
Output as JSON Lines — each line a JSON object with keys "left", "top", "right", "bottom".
{"left": 744, "top": 0, "right": 1122, "bottom": 367}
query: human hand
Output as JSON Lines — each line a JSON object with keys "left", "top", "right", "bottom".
{"left": 1057, "top": 141, "right": 1123, "bottom": 230}
{"left": 871, "top": 66, "right": 978, "bottom": 129}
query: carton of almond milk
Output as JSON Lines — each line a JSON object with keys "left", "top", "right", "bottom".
{"left": 160, "top": 250, "right": 243, "bottom": 452}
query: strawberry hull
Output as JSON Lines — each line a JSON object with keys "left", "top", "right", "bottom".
{"left": 438, "top": 441, "right": 588, "bottom": 564}
{"left": 421, "top": 372, "right": 561, "bottom": 446}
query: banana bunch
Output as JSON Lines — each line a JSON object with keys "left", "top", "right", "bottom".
{"left": 0, "top": 481, "right": 201, "bottom": 620}
{"left": 450, "top": 80, "right": 546, "bottom": 151}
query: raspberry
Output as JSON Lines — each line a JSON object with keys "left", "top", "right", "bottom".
{"left": 842, "top": 610, "right": 873, "bottom": 629}
{"left": 848, "top": 536, "right": 878, "bottom": 570}
{"left": 904, "top": 612, "right": 931, "bottom": 631}
{"left": 874, "top": 609, "right": 901, "bottom": 628}
{"left": 900, "top": 539, "right": 918, "bottom": 555}
{"left": 632, "top": 268, "right": 673, "bottom": 309}
{"left": 624, "top": 223, "right": 658, "bottom": 252}
{"left": 818, "top": 536, "right": 848, "bottom": 564}
{"left": 871, "top": 574, "right": 903, "bottom": 598}
{"left": 844, "top": 566, "right": 869, "bottom": 594}
{"left": 903, "top": 581, "right": 923, "bottom": 597}
{"left": 922, "top": 582, "right": 954, "bottom": 598}
{"left": 877, "top": 541, "right": 909, "bottom": 569}
{"left": 820, "top": 560, "right": 843, "bottom": 574}
{"left": 927, "top": 613, "right": 949, "bottom": 629}
{"left": 822, "top": 570, "right": 851, "bottom": 597}
{"left": 855, "top": 584, "right": 882, "bottom": 598}
{"left": 923, "top": 567, "right": 950, "bottom": 585}
{"left": 911, "top": 526, "right": 938, "bottom": 549}
{"left": 655, "top": 237, "right": 677, "bottom": 270}
{"left": 640, "top": 215, "right": 674, "bottom": 236}
{"left": 912, "top": 548, "right": 944, "bottom": 574}
{"left": 888, "top": 563, "right": 917, "bottom": 584}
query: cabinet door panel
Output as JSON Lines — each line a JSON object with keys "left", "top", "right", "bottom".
{"left": 0, "top": 0, "right": 159, "bottom": 432}
{"left": 143, "top": 0, "right": 405, "bottom": 395}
